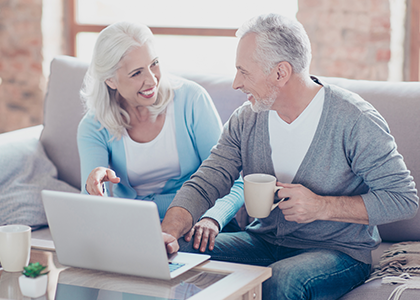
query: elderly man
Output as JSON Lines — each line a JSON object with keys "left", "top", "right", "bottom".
{"left": 162, "top": 14, "right": 418, "bottom": 299}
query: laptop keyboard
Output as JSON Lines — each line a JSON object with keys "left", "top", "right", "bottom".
{"left": 168, "top": 262, "right": 185, "bottom": 272}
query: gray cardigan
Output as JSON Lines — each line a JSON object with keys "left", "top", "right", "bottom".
{"left": 170, "top": 81, "right": 418, "bottom": 264}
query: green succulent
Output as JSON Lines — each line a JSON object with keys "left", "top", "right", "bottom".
{"left": 22, "top": 262, "right": 49, "bottom": 278}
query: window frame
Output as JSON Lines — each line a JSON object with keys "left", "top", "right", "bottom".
{"left": 409, "top": 0, "right": 420, "bottom": 81}
{"left": 65, "top": 0, "right": 237, "bottom": 56}
{"left": 66, "top": 0, "right": 420, "bottom": 81}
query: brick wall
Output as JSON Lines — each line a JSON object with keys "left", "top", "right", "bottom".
{"left": 0, "top": 0, "right": 44, "bottom": 133}
{"left": 297, "top": 0, "right": 391, "bottom": 80}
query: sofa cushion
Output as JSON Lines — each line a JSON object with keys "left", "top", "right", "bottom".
{"left": 40, "top": 55, "right": 88, "bottom": 190}
{"left": 176, "top": 72, "right": 247, "bottom": 124}
{"left": 338, "top": 278, "right": 418, "bottom": 300}
{"left": 0, "top": 137, "right": 79, "bottom": 228}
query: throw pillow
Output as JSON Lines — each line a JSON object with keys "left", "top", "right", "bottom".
{"left": 0, "top": 138, "right": 79, "bottom": 228}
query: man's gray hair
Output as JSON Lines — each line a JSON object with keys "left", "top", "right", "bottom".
{"left": 80, "top": 21, "right": 173, "bottom": 140}
{"left": 236, "top": 14, "right": 312, "bottom": 75}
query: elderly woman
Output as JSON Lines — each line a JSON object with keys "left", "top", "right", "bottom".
{"left": 77, "top": 21, "right": 244, "bottom": 251}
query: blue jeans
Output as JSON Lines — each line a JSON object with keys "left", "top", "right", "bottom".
{"left": 179, "top": 231, "right": 371, "bottom": 300}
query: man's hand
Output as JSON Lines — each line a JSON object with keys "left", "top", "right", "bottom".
{"left": 276, "top": 182, "right": 368, "bottom": 224}
{"left": 85, "top": 167, "right": 120, "bottom": 196}
{"left": 184, "top": 217, "right": 220, "bottom": 252}
{"left": 161, "top": 207, "right": 194, "bottom": 254}
{"left": 163, "top": 232, "right": 179, "bottom": 254}
{"left": 276, "top": 182, "right": 326, "bottom": 223}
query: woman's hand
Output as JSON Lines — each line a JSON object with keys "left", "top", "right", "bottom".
{"left": 184, "top": 217, "right": 220, "bottom": 252}
{"left": 85, "top": 167, "right": 120, "bottom": 196}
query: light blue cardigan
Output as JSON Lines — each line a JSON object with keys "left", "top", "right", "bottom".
{"left": 77, "top": 77, "right": 244, "bottom": 228}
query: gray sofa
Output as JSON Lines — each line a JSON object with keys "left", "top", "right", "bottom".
{"left": 1, "top": 55, "right": 420, "bottom": 299}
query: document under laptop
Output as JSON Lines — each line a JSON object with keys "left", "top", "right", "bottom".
{"left": 41, "top": 190, "right": 210, "bottom": 280}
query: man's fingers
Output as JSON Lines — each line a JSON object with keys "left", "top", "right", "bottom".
{"left": 208, "top": 232, "right": 216, "bottom": 251}
{"left": 163, "top": 233, "right": 179, "bottom": 254}
{"left": 193, "top": 227, "right": 203, "bottom": 250}
{"left": 189, "top": 218, "right": 220, "bottom": 252}
{"left": 184, "top": 227, "right": 194, "bottom": 242}
{"left": 166, "top": 240, "right": 179, "bottom": 254}
{"left": 199, "top": 230, "right": 210, "bottom": 252}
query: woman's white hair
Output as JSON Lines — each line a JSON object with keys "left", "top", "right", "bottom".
{"left": 236, "top": 14, "right": 312, "bottom": 75}
{"left": 80, "top": 21, "right": 173, "bottom": 140}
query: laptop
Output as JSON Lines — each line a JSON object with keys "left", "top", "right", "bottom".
{"left": 41, "top": 190, "right": 210, "bottom": 280}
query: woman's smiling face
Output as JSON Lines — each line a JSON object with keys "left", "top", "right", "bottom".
{"left": 106, "top": 41, "right": 161, "bottom": 109}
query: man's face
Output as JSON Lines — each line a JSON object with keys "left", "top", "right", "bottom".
{"left": 232, "top": 33, "right": 277, "bottom": 113}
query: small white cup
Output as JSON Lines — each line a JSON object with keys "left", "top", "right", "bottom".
{"left": 0, "top": 225, "right": 31, "bottom": 272}
{"left": 244, "top": 174, "right": 283, "bottom": 218}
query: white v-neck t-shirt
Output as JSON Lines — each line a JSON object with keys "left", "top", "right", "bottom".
{"left": 269, "top": 88, "right": 325, "bottom": 183}
{"left": 123, "top": 101, "right": 181, "bottom": 197}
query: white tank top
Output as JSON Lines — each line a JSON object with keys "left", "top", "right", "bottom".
{"left": 123, "top": 101, "right": 181, "bottom": 196}
{"left": 269, "top": 88, "right": 325, "bottom": 183}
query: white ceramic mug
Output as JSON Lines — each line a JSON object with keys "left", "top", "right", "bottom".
{"left": 244, "top": 173, "right": 284, "bottom": 218}
{"left": 0, "top": 225, "right": 31, "bottom": 272}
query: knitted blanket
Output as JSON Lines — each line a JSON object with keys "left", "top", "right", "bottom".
{"left": 368, "top": 242, "right": 420, "bottom": 281}
{"left": 367, "top": 242, "right": 420, "bottom": 300}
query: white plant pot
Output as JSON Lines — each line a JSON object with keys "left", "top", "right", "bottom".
{"left": 18, "top": 275, "right": 48, "bottom": 298}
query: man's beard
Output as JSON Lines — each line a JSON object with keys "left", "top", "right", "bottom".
{"left": 250, "top": 87, "right": 277, "bottom": 113}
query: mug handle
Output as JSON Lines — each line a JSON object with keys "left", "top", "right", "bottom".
{"left": 271, "top": 186, "right": 285, "bottom": 211}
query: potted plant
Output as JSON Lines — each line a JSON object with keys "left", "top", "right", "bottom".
{"left": 18, "top": 262, "right": 49, "bottom": 298}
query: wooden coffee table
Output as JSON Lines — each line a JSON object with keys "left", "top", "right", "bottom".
{"left": 0, "top": 241, "right": 271, "bottom": 300}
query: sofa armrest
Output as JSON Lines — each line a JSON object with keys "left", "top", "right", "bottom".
{"left": 0, "top": 125, "right": 43, "bottom": 145}
{"left": 0, "top": 124, "right": 79, "bottom": 228}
